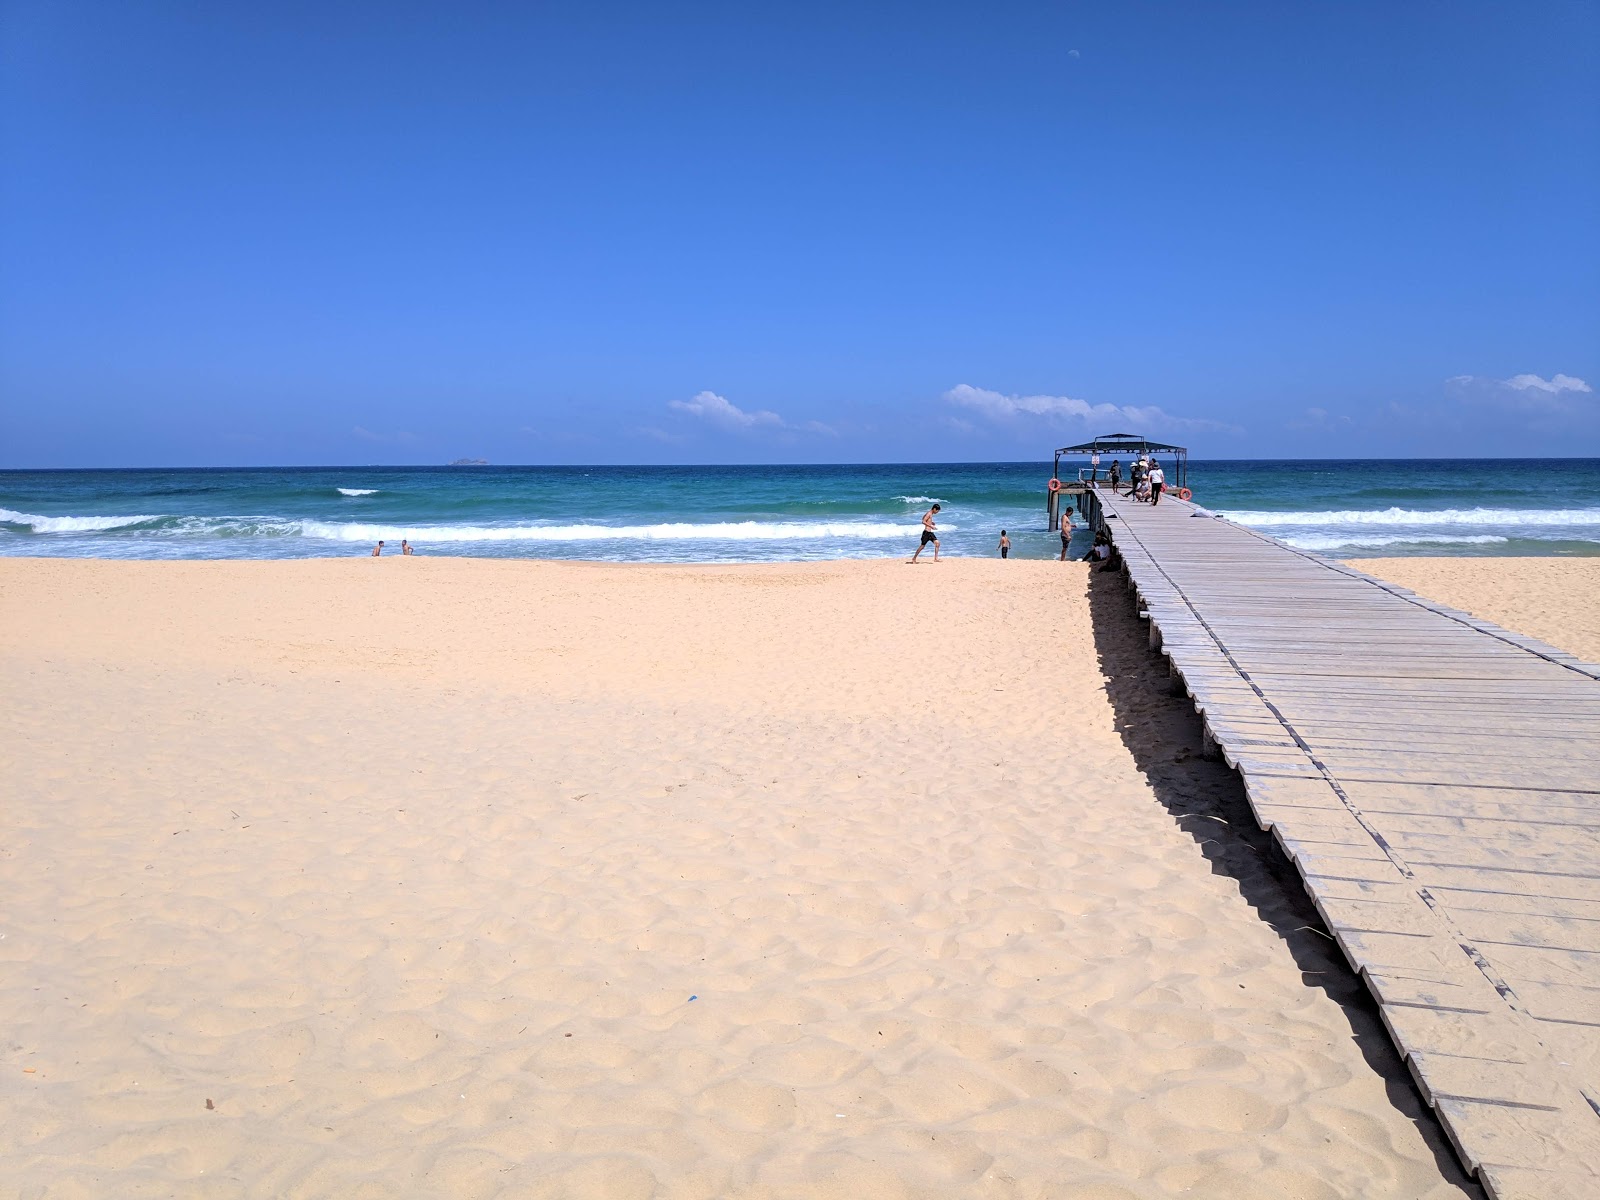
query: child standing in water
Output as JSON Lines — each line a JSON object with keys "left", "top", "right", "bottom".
{"left": 998, "top": 530, "right": 1010, "bottom": 559}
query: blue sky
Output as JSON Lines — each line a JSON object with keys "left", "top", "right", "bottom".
{"left": 2, "top": 1, "right": 1596, "bottom": 466}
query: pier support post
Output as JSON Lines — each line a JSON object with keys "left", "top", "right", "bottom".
{"left": 1168, "top": 660, "right": 1186, "bottom": 696}
{"left": 1148, "top": 621, "right": 1162, "bottom": 652}
{"left": 1200, "top": 727, "right": 1221, "bottom": 760}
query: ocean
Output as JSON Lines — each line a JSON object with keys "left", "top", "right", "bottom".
{"left": 2, "top": 460, "right": 1598, "bottom": 563}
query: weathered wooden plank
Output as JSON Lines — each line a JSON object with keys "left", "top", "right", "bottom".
{"left": 1097, "top": 487, "right": 1600, "bottom": 1191}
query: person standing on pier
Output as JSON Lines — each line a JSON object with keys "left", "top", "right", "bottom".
{"left": 1149, "top": 462, "right": 1166, "bottom": 505}
{"left": 910, "top": 503, "right": 941, "bottom": 563}
{"left": 1108, "top": 459, "right": 1122, "bottom": 494}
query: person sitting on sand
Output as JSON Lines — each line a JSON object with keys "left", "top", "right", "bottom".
{"left": 998, "top": 530, "right": 1010, "bottom": 559}
{"left": 401, "top": 540, "right": 413, "bottom": 555}
{"left": 910, "top": 503, "right": 941, "bottom": 563}
{"left": 1058, "top": 506, "right": 1075, "bottom": 561}
{"left": 371, "top": 540, "right": 384, "bottom": 556}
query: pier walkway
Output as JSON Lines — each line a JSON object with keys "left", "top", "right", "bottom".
{"left": 1093, "top": 489, "right": 1600, "bottom": 1200}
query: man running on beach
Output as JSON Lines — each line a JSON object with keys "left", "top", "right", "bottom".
{"left": 910, "top": 503, "right": 941, "bottom": 562}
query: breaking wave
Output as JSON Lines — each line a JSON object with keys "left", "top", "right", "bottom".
{"left": 298, "top": 520, "right": 939, "bottom": 543}
{"left": 0, "top": 507, "right": 161, "bottom": 533}
{"left": 1279, "top": 533, "right": 1510, "bottom": 551}
{"left": 1223, "top": 506, "right": 1600, "bottom": 528}
{"left": 337, "top": 488, "right": 379, "bottom": 497}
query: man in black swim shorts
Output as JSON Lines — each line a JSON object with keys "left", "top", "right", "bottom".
{"left": 910, "top": 503, "right": 941, "bottom": 562}
{"left": 1058, "top": 506, "right": 1074, "bottom": 561}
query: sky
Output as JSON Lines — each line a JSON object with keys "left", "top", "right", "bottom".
{"left": 1, "top": 1, "right": 1596, "bottom": 467}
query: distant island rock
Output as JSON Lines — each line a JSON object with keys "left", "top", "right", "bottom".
{"left": 448, "top": 458, "right": 489, "bottom": 466}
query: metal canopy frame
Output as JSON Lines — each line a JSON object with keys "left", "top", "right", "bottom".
{"left": 1053, "top": 432, "right": 1187, "bottom": 489}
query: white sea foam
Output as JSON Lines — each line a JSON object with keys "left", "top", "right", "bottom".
{"left": 298, "top": 520, "right": 942, "bottom": 543}
{"left": 337, "top": 488, "right": 379, "bottom": 497}
{"left": 1280, "top": 533, "right": 1511, "bottom": 551}
{"left": 1223, "top": 506, "right": 1600, "bottom": 528}
{"left": 895, "top": 495, "right": 943, "bottom": 505}
{"left": 0, "top": 507, "right": 161, "bottom": 533}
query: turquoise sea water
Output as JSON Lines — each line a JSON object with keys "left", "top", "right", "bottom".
{"left": 2, "top": 460, "right": 1598, "bottom": 562}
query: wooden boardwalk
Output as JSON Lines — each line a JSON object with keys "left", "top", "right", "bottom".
{"left": 1093, "top": 488, "right": 1600, "bottom": 1200}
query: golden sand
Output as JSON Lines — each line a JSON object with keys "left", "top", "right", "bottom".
{"left": 1, "top": 556, "right": 1493, "bottom": 1198}
{"left": 1348, "top": 556, "right": 1600, "bottom": 663}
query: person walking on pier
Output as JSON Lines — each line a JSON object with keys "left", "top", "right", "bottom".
{"left": 1149, "top": 462, "right": 1166, "bottom": 505}
{"left": 1129, "top": 458, "right": 1144, "bottom": 501}
{"left": 1058, "top": 506, "right": 1075, "bottom": 561}
{"left": 910, "top": 503, "right": 941, "bottom": 563}
{"left": 1108, "top": 459, "right": 1122, "bottom": 494}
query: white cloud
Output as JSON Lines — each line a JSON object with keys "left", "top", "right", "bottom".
{"left": 667, "top": 391, "right": 834, "bottom": 435}
{"left": 670, "top": 390, "right": 783, "bottom": 429}
{"left": 944, "top": 384, "right": 1238, "bottom": 434}
{"left": 1503, "top": 373, "right": 1591, "bottom": 395}
{"left": 1445, "top": 372, "right": 1594, "bottom": 418}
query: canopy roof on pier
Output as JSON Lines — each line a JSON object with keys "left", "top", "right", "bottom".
{"left": 1055, "top": 433, "right": 1187, "bottom": 456}
{"left": 1052, "top": 433, "right": 1189, "bottom": 490}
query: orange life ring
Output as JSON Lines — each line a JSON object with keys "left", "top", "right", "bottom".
{"left": 1176, "top": 487, "right": 1193, "bottom": 501}
{"left": 1048, "top": 478, "right": 1062, "bottom": 493}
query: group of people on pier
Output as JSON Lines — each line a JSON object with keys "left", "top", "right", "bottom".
{"left": 1100, "top": 455, "right": 1167, "bottom": 504}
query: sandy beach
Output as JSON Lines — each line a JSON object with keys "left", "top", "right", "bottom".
{"left": 2, "top": 554, "right": 1546, "bottom": 1198}
{"left": 1349, "top": 556, "right": 1600, "bottom": 664}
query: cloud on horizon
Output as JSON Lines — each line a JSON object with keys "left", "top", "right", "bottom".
{"left": 668, "top": 391, "right": 835, "bottom": 436}
{"left": 1504, "top": 373, "right": 1591, "bottom": 395}
{"left": 1445, "top": 372, "right": 1593, "bottom": 416}
{"left": 1440, "top": 377, "right": 1600, "bottom": 438}
{"left": 944, "top": 384, "right": 1239, "bottom": 434}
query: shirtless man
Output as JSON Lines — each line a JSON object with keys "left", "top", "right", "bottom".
{"left": 401, "top": 539, "right": 414, "bottom": 555}
{"left": 1058, "top": 506, "right": 1075, "bottom": 561}
{"left": 371, "top": 540, "right": 384, "bottom": 556}
{"left": 910, "top": 503, "right": 941, "bottom": 562}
